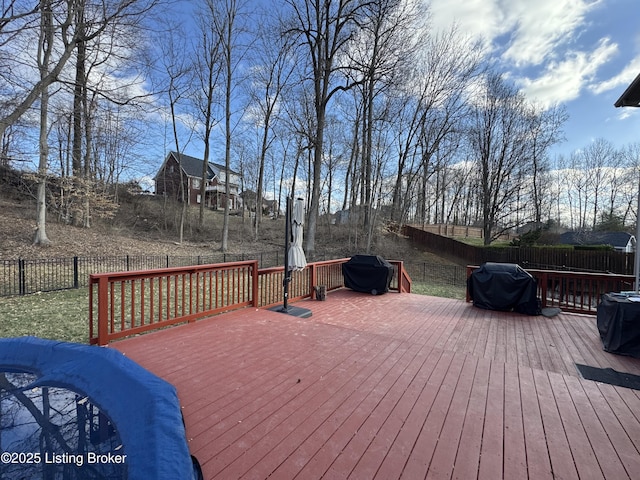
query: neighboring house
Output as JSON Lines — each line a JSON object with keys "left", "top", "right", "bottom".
{"left": 559, "top": 231, "right": 636, "bottom": 253}
{"left": 239, "top": 190, "right": 279, "bottom": 217}
{"left": 155, "top": 152, "right": 242, "bottom": 210}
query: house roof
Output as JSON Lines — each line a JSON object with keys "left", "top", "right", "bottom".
{"left": 559, "top": 231, "right": 634, "bottom": 248}
{"left": 159, "top": 152, "right": 240, "bottom": 180}
{"left": 173, "top": 152, "right": 215, "bottom": 179}
{"left": 615, "top": 72, "right": 640, "bottom": 107}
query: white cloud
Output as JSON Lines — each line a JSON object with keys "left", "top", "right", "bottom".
{"left": 501, "top": 0, "right": 597, "bottom": 67}
{"left": 428, "top": 0, "right": 600, "bottom": 67}
{"left": 590, "top": 55, "right": 640, "bottom": 95}
{"left": 428, "top": 0, "right": 506, "bottom": 51}
{"left": 517, "top": 38, "right": 618, "bottom": 107}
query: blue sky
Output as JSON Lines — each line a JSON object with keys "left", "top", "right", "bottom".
{"left": 429, "top": 0, "right": 640, "bottom": 159}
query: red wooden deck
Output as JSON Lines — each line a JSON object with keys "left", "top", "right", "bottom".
{"left": 113, "top": 289, "right": 640, "bottom": 479}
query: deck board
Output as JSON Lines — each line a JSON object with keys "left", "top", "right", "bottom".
{"left": 502, "top": 361, "right": 527, "bottom": 480}
{"left": 112, "top": 289, "right": 640, "bottom": 479}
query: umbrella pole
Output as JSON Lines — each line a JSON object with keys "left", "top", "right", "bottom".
{"left": 283, "top": 195, "right": 291, "bottom": 311}
{"left": 267, "top": 195, "right": 311, "bottom": 318}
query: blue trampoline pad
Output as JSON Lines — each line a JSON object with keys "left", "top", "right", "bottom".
{"left": 0, "top": 337, "right": 200, "bottom": 479}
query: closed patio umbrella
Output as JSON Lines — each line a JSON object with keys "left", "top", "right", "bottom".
{"left": 269, "top": 196, "right": 312, "bottom": 318}
{"left": 288, "top": 197, "right": 307, "bottom": 271}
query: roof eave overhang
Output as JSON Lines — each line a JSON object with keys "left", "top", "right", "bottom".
{"left": 615, "top": 72, "right": 640, "bottom": 107}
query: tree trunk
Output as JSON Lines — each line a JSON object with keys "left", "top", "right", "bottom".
{"left": 306, "top": 106, "right": 324, "bottom": 257}
{"left": 33, "top": 1, "right": 54, "bottom": 246}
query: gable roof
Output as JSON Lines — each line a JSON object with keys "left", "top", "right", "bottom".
{"left": 559, "top": 231, "right": 634, "bottom": 248}
{"left": 157, "top": 152, "right": 240, "bottom": 180}
{"left": 172, "top": 152, "right": 214, "bottom": 179}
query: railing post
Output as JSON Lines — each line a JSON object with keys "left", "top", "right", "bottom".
{"left": 310, "top": 262, "right": 318, "bottom": 299}
{"left": 252, "top": 260, "right": 259, "bottom": 307}
{"left": 540, "top": 271, "right": 548, "bottom": 308}
{"left": 89, "top": 279, "right": 95, "bottom": 343}
{"left": 97, "top": 276, "right": 109, "bottom": 346}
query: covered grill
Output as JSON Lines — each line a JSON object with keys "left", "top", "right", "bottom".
{"left": 467, "top": 262, "right": 540, "bottom": 315}
{"left": 342, "top": 255, "right": 394, "bottom": 295}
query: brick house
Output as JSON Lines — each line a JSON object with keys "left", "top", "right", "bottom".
{"left": 155, "top": 152, "right": 241, "bottom": 210}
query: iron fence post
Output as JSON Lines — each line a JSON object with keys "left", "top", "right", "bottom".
{"left": 73, "top": 257, "right": 79, "bottom": 289}
{"left": 19, "top": 258, "right": 25, "bottom": 296}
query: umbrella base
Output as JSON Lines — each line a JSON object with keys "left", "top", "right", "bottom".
{"left": 268, "top": 304, "right": 312, "bottom": 318}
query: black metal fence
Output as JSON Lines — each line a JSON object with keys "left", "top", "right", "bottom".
{"left": 403, "top": 262, "right": 468, "bottom": 287}
{"left": 0, "top": 251, "right": 282, "bottom": 297}
{"left": 0, "top": 250, "right": 468, "bottom": 297}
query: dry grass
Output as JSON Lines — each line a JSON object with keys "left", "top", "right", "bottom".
{"left": 0, "top": 194, "right": 455, "bottom": 267}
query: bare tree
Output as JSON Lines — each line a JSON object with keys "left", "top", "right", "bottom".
{"left": 156, "top": 26, "right": 193, "bottom": 243}
{"left": 581, "top": 138, "right": 617, "bottom": 229}
{"left": 3, "top": 0, "right": 160, "bottom": 245}
{"left": 283, "top": 0, "right": 368, "bottom": 257}
{"left": 210, "top": 0, "right": 250, "bottom": 252}
{"left": 468, "top": 73, "right": 533, "bottom": 244}
{"left": 0, "top": 0, "right": 160, "bottom": 143}
{"left": 559, "top": 152, "right": 588, "bottom": 230}
{"left": 347, "top": 0, "right": 418, "bottom": 231}
{"left": 389, "top": 26, "right": 484, "bottom": 225}
{"left": 620, "top": 143, "right": 640, "bottom": 226}
{"left": 192, "top": 0, "right": 223, "bottom": 228}
{"left": 247, "top": 14, "right": 296, "bottom": 239}
{"left": 33, "top": 0, "right": 55, "bottom": 245}
{"left": 525, "top": 103, "right": 567, "bottom": 224}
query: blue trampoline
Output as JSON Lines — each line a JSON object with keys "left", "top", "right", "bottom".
{"left": 0, "top": 336, "right": 200, "bottom": 479}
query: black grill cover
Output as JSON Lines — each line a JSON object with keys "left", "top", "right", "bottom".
{"left": 342, "top": 255, "right": 394, "bottom": 295}
{"left": 597, "top": 294, "right": 640, "bottom": 358}
{"left": 467, "top": 263, "right": 540, "bottom": 315}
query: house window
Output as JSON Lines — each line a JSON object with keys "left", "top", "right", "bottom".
{"left": 169, "top": 165, "right": 174, "bottom": 173}
{"left": 193, "top": 178, "right": 201, "bottom": 189}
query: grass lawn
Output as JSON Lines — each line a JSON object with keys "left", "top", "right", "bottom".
{"left": 410, "top": 282, "right": 466, "bottom": 300}
{"left": 0, "top": 281, "right": 467, "bottom": 343}
{"left": 454, "top": 236, "right": 512, "bottom": 247}
{"left": 0, "top": 289, "right": 90, "bottom": 343}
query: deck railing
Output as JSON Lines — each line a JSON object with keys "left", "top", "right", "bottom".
{"left": 89, "top": 260, "right": 259, "bottom": 345}
{"left": 90, "top": 258, "right": 411, "bottom": 345}
{"left": 466, "top": 266, "right": 634, "bottom": 314}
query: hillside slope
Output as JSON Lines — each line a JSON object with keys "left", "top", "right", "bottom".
{"left": 0, "top": 196, "right": 453, "bottom": 266}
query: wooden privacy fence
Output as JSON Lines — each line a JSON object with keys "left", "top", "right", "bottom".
{"left": 404, "top": 225, "right": 635, "bottom": 274}
{"left": 466, "top": 266, "right": 634, "bottom": 314}
{"left": 90, "top": 258, "right": 411, "bottom": 345}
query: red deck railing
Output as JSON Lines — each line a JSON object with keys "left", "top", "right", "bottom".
{"left": 90, "top": 258, "right": 411, "bottom": 345}
{"left": 466, "top": 265, "right": 634, "bottom": 314}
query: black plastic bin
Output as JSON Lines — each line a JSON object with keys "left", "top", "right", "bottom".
{"left": 342, "top": 255, "right": 394, "bottom": 295}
